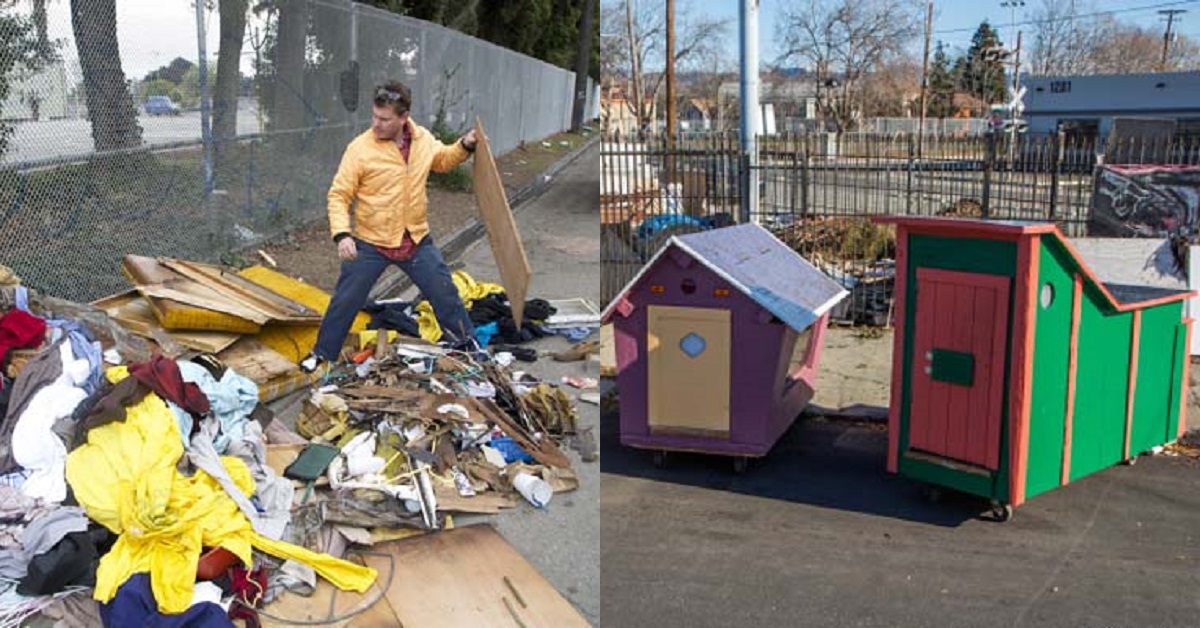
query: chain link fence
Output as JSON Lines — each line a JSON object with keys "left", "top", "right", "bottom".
{"left": 0, "top": 0, "right": 597, "bottom": 303}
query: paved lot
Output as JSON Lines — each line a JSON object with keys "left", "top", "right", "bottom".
{"left": 601, "top": 393, "right": 1200, "bottom": 628}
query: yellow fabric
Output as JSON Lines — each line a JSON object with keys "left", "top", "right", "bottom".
{"left": 327, "top": 122, "right": 470, "bottom": 247}
{"left": 236, "top": 265, "right": 369, "bottom": 362}
{"left": 411, "top": 270, "right": 505, "bottom": 344}
{"left": 414, "top": 301, "right": 443, "bottom": 344}
{"left": 451, "top": 270, "right": 504, "bottom": 309}
{"left": 67, "top": 368, "right": 376, "bottom": 614}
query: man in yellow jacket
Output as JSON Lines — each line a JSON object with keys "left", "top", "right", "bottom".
{"left": 302, "top": 81, "right": 479, "bottom": 371}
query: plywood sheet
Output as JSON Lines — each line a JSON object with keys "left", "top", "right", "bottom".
{"left": 473, "top": 118, "right": 532, "bottom": 327}
{"left": 647, "top": 306, "right": 731, "bottom": 434}
{"left": 218, "top": 337, "right": 299, "bottom": 384}
{"left": 91, "top": 290, "right": 240, "bottom": 354}
{"left": 361, "top": 525, "right": 589, "bottom": 628}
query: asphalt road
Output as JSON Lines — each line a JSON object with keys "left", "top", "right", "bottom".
{"left": 4, "top": 105, "right": 268, "bottom": 165}
{"left": 601, "top": 397, "right": 1200, "bottom": 628}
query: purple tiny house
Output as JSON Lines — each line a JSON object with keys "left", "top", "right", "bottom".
{"left": 601, "top": 223, "right": 848, "bottom": 471}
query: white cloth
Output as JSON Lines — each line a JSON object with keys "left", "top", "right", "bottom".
{"left": 13, "top": 343, "right": 89, "bottom": 503}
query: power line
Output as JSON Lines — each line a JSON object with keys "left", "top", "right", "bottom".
{"left": 932, "top": 0, "right": 1200, "bottom": 35}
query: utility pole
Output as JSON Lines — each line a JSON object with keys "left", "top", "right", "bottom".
{"left": 917, "top": 0, "right": 933, "bottom": 156}
{"left": 572, "top": 0, "right": 596, "bottom": 131}
{"left": 1160, "top": 9, "right": 1187, "bottom": 71}
{"left": 666, "top": 0, "right": 676, "bottom": 144}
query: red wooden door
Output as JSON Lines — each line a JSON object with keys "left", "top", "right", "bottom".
{"left": 908, "top": 269, "right": 1011, "bottom": 470}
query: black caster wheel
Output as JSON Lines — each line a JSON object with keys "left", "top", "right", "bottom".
{"left": 923, "top": 485, "right": 943, "bottom": 504}
{"left": 991, "top": 500, "right": 1013, "bottom": 522}
{"left": 652, "top": 451, "right": 667, "bottom": 469}
{"left": 733, "top": 457, "right": 748, "bottom": 474}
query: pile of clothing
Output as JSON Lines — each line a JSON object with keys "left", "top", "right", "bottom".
{"left": 0, "top": 289, "right": 376, "bottom": 627}
{"left": 364, "top": 271, "right": 558, "bottom": 347}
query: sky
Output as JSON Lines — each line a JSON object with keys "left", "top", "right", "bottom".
{"left": 39, "top": 0, "right": 274, "bottom": 81}
{"left": 685, "top": 0, "right": 1200, "bottom": 66}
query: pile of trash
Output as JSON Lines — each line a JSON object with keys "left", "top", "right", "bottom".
{"left": 0, "top": 255, "right": 599, "bottom": 626}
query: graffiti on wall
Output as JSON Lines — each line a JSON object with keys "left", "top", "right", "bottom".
{"left": 1090, "top": 165, "right": 1200, "bottom": 237}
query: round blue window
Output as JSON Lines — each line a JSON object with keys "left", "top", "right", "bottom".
{"left": 680, "top": 332, "right": 707, "bottom": 358}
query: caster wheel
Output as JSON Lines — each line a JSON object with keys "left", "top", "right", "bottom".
{"left": 733, "top": 457, "right": 748, "bottom": 474}
{"left": 923, "top": 485, "right": 943, "bottom": 504}
{"left": 652, "top": 451, "right": 667, "bottom": 469}
{"left": 991, "top": 501, "right": 1013, "bottom": 522}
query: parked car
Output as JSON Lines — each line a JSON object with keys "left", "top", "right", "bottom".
{"left": 145, "top": 96, "right": 181, "bottom": 116}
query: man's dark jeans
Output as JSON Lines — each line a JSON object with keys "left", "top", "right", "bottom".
{"left": 312, "top": 236, "right": 475, "bottom": 360}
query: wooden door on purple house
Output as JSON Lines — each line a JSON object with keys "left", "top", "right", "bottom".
{"left": 907, "top": 269, "right": 1011, "bottom": 470}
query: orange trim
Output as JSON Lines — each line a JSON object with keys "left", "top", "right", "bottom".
{"left": 887, "top": 225, "right": 909, "bottom": 474}
{"left": 872, "top": 216, "right": 1056, "bottom": 237}
{"left": 1124, "top": 310, "right": 1141, "bottom": 460}
{"left": 1062, "top": 274, "right": 1083, "bottom": 486}
{"left": 1008, "top": 235, "right": 1040, "bottom": 508}
{"left": 1181, "top": 319, "right": 1194, "bottom": 440}
{"left": 1051, "top": 234, "right": 1197, "bottom": 313}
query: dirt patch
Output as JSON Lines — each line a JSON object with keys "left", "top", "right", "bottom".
{"left": 256, "top": 130, "right": 592, "bottom": 292}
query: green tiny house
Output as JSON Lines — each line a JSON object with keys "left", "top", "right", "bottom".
{"left": 877, "top": 217, "right": 1194, "bottom": 518}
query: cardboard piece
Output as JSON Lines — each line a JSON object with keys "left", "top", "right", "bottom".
{"left": 361, "top": 525, "right": 589, "bottom": 628}
{"left": 472, "top": 118, "right": 532, "bottom": 327}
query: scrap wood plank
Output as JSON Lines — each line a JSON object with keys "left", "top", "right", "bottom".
{"left": 361, "top": 525, "right": 589, "bottom": 628}
{"left": 216, "top": 337, "right": 298, "bottom": 384}
{"left": 136, "top": 285, "right": 272, "bottom": 324}
{"left": 433, "top": 488, "right": 518, "bottom": 514}
{"left": 159, "top": 258, "right": 322, "bottom": 323}
{"left": 473, "top": 118, "right": 532, "bottom": 327}
{"left": 471, "top": 398, "right": 571, "bottom": 469}
{"left": 122, "top": 255, "right": 263, "bottom": 333}
{"left": 90, "top": 290, "right": 240, "bottom": 353}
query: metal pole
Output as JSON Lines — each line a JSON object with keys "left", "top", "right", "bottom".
{"left": 740, "top": 0, "right": 760, "bottom": 223}
{"left": 917, "top": 1, "right": 933, "bottom": 158}
{"left": 195, "top": 0, "right": 213, "bottom": 198}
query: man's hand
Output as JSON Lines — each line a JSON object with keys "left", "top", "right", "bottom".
{"left": 337, "top": 237, "right": 358, "bottom": 261}
{"left": 461, "top": 129, "right": 479, "bottom": 151}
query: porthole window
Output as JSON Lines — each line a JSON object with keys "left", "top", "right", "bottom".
{"left": 1040, "top": 282, "right": 1055, "bottom": 309}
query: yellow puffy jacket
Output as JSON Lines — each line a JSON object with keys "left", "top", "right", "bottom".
{"left": 66, "top": 367, "right": 376, "bottom": 614}
{"left": 327, "top": 121, "right": 470, "bottom": 248}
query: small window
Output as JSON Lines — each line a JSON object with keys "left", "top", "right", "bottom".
{"left": 1040, "top": 282, "right": 1055, "bottom": 309}
{"left": 680, "top": 278, "right": 697, "bottom": 294}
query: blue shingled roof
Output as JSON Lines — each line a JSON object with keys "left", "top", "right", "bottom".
{"left": 603, "top": 223, "right": 848, "bottom": 332}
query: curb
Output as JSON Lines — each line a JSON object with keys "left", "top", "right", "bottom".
{"left": 371, "top": 133, "right": 600, "bottom": 300}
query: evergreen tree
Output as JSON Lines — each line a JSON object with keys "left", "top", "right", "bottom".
{"left": 958, "top": 21, "right": 1008, "bottom": 113}
{"left": 926, "top": 41, "right": 956, "bottom": 118}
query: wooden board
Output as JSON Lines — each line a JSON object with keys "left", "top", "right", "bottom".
{"left": 217, "top": 337, "right": 299, "bottom": 384}
{"left": 90, "top": 290, "right": 240, "bottom": 354}
{"left": 360, "top": 525, "right": 589, "bottom": 628}
{"left": 473, "top": 118, "right": 532, "bottom": 327}
{"left": 159, "top": 258, "right": 322, "bottom": 324}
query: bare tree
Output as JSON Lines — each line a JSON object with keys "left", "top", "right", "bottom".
{"left": 602, "top": 0, "right": 729, "bottom": 133}
{"left": 776, "top": 0, "right": 923, "bottom": 132}
{"left": 1030, "top": 1, "right": 1200, "bottom": 75}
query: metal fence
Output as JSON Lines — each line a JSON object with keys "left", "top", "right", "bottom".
{"left": 601, "top": 130, "right": 1200, "bottom": 322}
{"left": 0, "top": 0, "right": 597, "bottom": 302}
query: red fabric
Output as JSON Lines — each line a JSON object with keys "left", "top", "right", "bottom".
{"left": 128, "top": 354, "right": 210, "bottom": 419}
{"left": 0, "top": 310, "right": 46, "bottom": 389}
{"left": 397, "top": 122, "right": 412, "bottom": 163}
{"left": 377, "top": 230, "right": 419, "bottom": 262}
